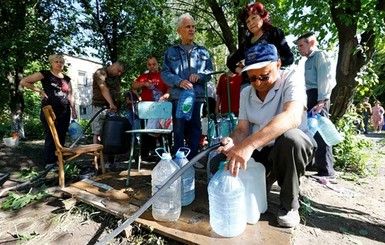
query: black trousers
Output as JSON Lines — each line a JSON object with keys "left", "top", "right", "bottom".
{"left": 40, "top": 105, "right": 71, "bottom": 165}
{"left": 210, "top": 129, "right": 315, "bottom": 211}
{"left": 306, "top": 89, "right": 335, "bottom": 176}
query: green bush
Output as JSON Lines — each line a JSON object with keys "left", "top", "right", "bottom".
{"left": 333, "top": 108, "right": 373, "bottom": 176}
{"left": 23, "top": 117, "right": 45, "bottom": 139}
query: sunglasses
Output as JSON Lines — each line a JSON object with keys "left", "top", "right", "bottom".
{"left": 249, "top": 69, "right": 272, "bottom": 83}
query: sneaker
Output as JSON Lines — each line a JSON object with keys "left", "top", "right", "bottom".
{"left": 45, "top": 163, "right": 58, "bottom": 172}
{"left": 277, "top": 207, "right": 300, "bottom": 228}
{"left": 315, "top": 172, "right": 339, "bottom": 180}
{"left": 193, "top": 162, "right": 205, "bottom": 169}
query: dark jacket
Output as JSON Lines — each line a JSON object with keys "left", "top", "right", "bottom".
{"left": 227, "top": 26, "right": 294, "bottom": 85}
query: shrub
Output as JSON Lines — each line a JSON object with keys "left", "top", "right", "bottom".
{"left": 333, "top": 108, "right": 373, "bottom": 176}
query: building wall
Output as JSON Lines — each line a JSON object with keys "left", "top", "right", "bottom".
{"left": 64, "top": 55, "right": 102, "bottom": 120}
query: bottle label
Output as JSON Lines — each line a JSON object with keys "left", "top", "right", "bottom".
{"left": 182, "top": 177, "right": 195, "bottom": 191}
{"left": 182, "top": 96, "right": 193, "bottom": 113}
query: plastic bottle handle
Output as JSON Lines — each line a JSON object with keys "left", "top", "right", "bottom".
{"left": 177, "top": 147, "right": 190, "bottom": 157}
{"left": 155, "top": 147, "right": 167, "bottom": 158}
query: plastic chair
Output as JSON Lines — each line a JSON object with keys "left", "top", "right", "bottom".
{"left": 42, "top": 105, "right": 105, "bottom": 188}
{"left": 125, "top": 101, "right": 172, "bottom": 185}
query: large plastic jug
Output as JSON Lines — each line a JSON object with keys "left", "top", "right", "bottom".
{"left": 307, "top": 112, "right": 318, "bottom": 136}
{"left": 238, "top": 158, "right": 267, "bottom": 224}
{"left": 68, "top": 119, "right": 83, "bottom": 141}
{"left": 174, "top": 147, "right": 195, "bottom": 206}
{"left": 208, "top": 161, "right": 246, "bottom": 237}
{"left": 316, "top": 115, "right": 344, "bottom": 146}
{"left": 152, "top": 151, "right": 181, "bottom": 222}
{"left": 176, "top": 89, "right": 195, "bottom": 120}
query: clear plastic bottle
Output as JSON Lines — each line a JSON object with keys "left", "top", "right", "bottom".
{"left": 151, "top": 152, "right": 181, "bottom": 222}
{"left": 307, "top": 113, "right": 318, "bottom": 136}
{"left": 174, "top": 147, "right": 195, "bottom": 206}
{"left": 150, "top": 85, "right": 162, "bottom": 102}
{"left": 208, "top": 161, "right": 246, "bottom": 237}
{"left": 238, "top": 158, "right": 267, "bottom": 224}
{"left": 68, "top": 119, "right": 83, "bottom": 141}
{"left": 316, "top": 115, "right": 344, "bottom": 146}
{"left": 176, "top": 89, "right": 195, "bottom": 120}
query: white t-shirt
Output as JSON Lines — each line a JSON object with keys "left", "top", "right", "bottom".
{"left": 238, "top": 67, "right": 309, "bottom": 149}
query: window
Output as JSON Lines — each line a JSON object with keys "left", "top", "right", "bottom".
{"left": 80, "top": 106, "right": 88, "bottom": 116}
{"left": 78, "top": 71, "right": 87, "bottom": 86}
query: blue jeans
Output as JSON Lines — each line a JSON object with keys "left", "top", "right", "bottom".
{"left": 172, "top": 100, "right": 202, "bottom": 160}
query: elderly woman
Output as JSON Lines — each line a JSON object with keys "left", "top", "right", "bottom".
{"left": 227, "top": 2, "right": 294, "bottom": 90}
{"left": 372, "top": 100, "right": 384, "bottom": 133}
{"left": 20, "top": 54, "right": 77, "bottom": 167}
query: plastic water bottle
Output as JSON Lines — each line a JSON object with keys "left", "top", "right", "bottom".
{"left": 68, "top": 119, "right": 83, "bottom": 141}
{"left": 152, "top": 152, "right": 181, "bottom": 222}
{"left": 316, "top": 115, "right": 344, "bottom": 146}
{"left": 174, "top": 147, "right": 195, "bottom": 206}
{"left": 307, "top": 112, "right": 318, "bottom": 136}
{"left": 150, "top": 85, "right": 162, "bottom": 102}
{"left": 238, "top": 158, "right": 267, "bottom": 224}
{"left": 208, "top": 161, "right": 246, "bottom": 237}
{"left": 176, "top": 89, "right": 195, "bottom": 120}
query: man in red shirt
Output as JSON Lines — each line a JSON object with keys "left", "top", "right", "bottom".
{"left": 215, "top": 70, "right": 242, "bottom": 116}
{"left": 132, "top": 56, "right": 169, "bottom": 102}
{"left": 132, "top": 56, "right": 170, "bottom": 161}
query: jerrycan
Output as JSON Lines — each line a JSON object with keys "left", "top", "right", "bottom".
{"left": 174, "top": 147, "right": 195, "bottom": 206}
{"left": 208, "top": 161, "right": 246, "bottom": 237}
{"left": 152, "top": 149, "right": 181, "bottom": 222}
{"left": 68, "top": 119, "right": 83, "bottom": 141}
{"left": 238, "top": 158, "right": 267, "bottom": 224}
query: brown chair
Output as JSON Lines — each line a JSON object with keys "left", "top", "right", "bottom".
{"left": 42, "top": 105, "right": 105, "bottom": 188}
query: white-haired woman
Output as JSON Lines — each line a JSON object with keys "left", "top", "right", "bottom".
{"left": 20, "top": 54, "right": 77, "bottom": 167}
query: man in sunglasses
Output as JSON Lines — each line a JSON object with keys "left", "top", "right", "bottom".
{"left": 211, "top": 44, "right": 315, "bottom": 228}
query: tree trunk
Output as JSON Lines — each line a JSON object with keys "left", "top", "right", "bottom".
{"left": 7, "top": 65, "right": 25, "bottom": 138}
{"left": 329, "top": 0, "right": 377, "bottom": 118}
{"left": 206, "top": 0, "right": 237, "bottom": 53}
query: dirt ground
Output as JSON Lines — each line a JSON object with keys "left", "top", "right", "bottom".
{"left": 0, "top": 133, "right": 384, "bottom": 244}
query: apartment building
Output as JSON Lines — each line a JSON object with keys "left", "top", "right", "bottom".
{"left": 64, "top": 55, "right": 102, "bottom": 120}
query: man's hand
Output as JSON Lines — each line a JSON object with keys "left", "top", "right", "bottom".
{"left": 179, "top": 80, "right": 193, "bottom": 89}
{"left": 189, "top": 74, "right": 200, "bottom": 83}
{"left": 223, "top": 142, "right": 254, "bottom": 177}
{"left": 109, "top": 104, "right": 117, "bottom": 112}
{"left": 216, "top": 137, "right": 234, "bottom": 154}
{"left": 311, "top": 102, "right": 324, "bottom": 114}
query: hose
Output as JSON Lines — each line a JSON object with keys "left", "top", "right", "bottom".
{"left": 96, "top": 143, "right": 221, "bottom": 244}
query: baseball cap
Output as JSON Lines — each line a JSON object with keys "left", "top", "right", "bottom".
{"left": 242, "top": 44, "right": 279, "bottom": 72}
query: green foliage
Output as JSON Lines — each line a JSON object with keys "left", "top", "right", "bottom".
{"left": 333, "top": 108, "right": 373, "bottom": 176}
{"left": 64, "top": 161, "right": 81, "bottom": 179}
{"left": 17, "top": 168, "right": 39, "bottom": 180}
{"left": 23, "top": 118, "right": 45, "bottom": 139}
{"left": 8, "top": 231, "right": 39, "bottom": 241}
{"left": 1, "top": 185, "right": 52, "bottom": 210}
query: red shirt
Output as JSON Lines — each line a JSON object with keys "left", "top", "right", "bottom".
{"left": 216, "top": 73, "right": 242, "bottom": 116}
{"left": 135, "top": 72, "right": 169, "bottom": 101}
